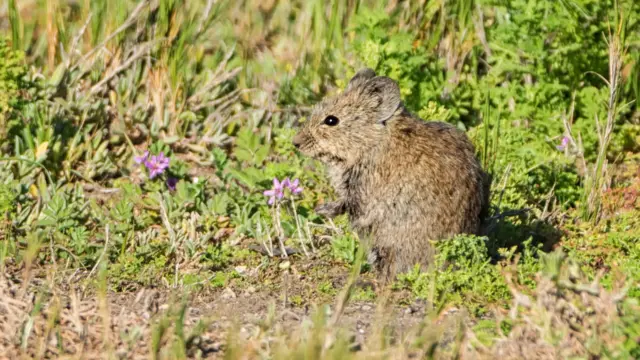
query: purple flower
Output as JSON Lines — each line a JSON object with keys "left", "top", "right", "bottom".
{"left": 144, "top": 152, "right": 170, "bottom": 179}
{"left": 556, "top": 136, "right": 570, "bottom": 151}
{"left": 263, "top": 178, "right": 285, "bottom": 205}
{"left": 166, "top": 177, "right": 178, "bottom": 191}
{"left": 134, "top": 151, "right": 149, "bottom": 164}
{"left": 263, "top": 177, "right": 304, "bottom": 205}
{"left": 287, "top": 178, "right": 303, "bottom": 195}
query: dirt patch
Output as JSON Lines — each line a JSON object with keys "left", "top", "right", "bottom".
{"left": 0, "top": 259, "right": 454, "bottom": 359}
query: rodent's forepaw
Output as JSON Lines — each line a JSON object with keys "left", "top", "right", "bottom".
{"left": 315, "top": 202, "right": 344, "bottom": 218}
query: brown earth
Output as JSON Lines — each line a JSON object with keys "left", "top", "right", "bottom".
{"left": 0, "top": 256, "right": 467, "bottom": 359}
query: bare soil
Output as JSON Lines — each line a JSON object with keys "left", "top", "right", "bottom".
{"left": 0, "top": 255, "right": 464, "bottom": 359}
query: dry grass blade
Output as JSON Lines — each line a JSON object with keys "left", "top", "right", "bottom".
{"left": 77, "top": 0, "right": 149, "bottom": 66}
{"left": 90, "top": 40, "right": 157, "bottom": 94}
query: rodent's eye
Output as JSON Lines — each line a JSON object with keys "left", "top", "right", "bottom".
{"left": 323, "top": 115, "right": 339, "bottom": 126}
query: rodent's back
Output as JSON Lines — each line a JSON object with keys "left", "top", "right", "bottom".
{"left": 372, "top": 114, "right": 484, "bottom": 238}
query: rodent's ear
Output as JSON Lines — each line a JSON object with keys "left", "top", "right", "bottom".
{"left": 361, "top": 76, "right": 401, "bottom": 123}
{"left": 346, "top": 68, "right": 376, "bottom": 92}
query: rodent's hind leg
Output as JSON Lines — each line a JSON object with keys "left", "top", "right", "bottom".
{"left": 315, "top": 200, "right": 346, "bottom": 218}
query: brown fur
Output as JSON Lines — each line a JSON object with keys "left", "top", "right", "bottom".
{"left": 293, "top": 68, "right": 488, "bottom": 281}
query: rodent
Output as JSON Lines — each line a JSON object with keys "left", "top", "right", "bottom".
{"left": 292, "top": 68, "right": 489, "bottom": 281}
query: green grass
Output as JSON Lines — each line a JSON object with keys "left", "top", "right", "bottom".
{"left": 0, "top": 0, "right": 639, "bottom": 358}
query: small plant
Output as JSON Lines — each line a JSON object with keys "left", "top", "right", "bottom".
{"left": 134, "top": 148, "right": 179, "bottom": 191}
{"left": 260, "top": 177, "right": 310, "bottom": 258}
{"left": 560, "top": 11, "right": 631, "bottom": 223}
{"left": 331, "top": 234, "right": 359, "bottom": 265}
{"left": 0, "top": 38, "right": 31, "bottom": 146}
{"left": 395, "top": 235, "right": 541, "bottom": 314}
{"left": 263, "top": 177, "right": 303, "bottom": 205}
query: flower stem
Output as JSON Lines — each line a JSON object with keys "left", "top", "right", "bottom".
{"left": 274, "top": 201, "right": 288, "bottom": 258}
{"left": 290, "top": 196, "right": 309, "bottom": 257}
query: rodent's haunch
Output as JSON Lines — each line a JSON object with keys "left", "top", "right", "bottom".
{"left": 293, "top": 68, "right": 489, "bottom": 281}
